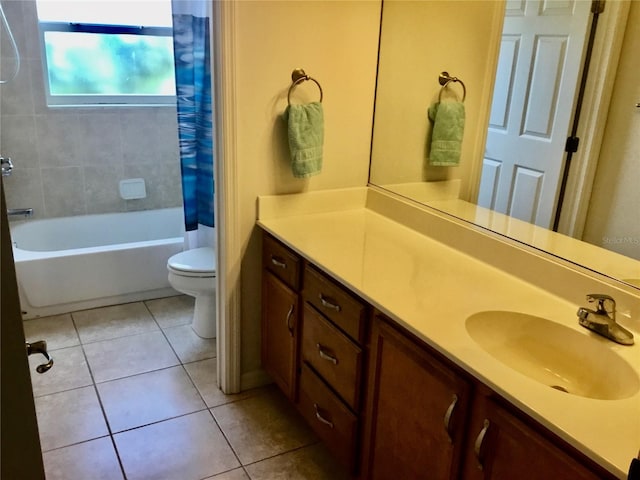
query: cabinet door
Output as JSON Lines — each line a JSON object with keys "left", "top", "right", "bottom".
{"left": 262, "top": 271, "right": 298, "bottom": 400}
{"left": 361, "top": 316, "right": 471, "bottom": 480}
{"left": 463, "top": 395, "right": 609, "bottom": 480}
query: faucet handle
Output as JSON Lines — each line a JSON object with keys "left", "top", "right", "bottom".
{"left": 586, "top": 293, "right": 616, "bottom": 317}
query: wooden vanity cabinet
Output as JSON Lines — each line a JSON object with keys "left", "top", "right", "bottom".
{"left": 261, "top": 233, "right": 369, "bottom": 473}
{"left": 360, "top": 314, "right": 472, "bottom": 480}
{"left": 360, "top": 313, "right": 617, "bottom": 480}
{"left": 261, "top": 234, "right": 302, "bottom": 401}
{"left": 461, "top": 388, "right": 616, "bottom": 480}
{"left": 261, "top": 232, "right": 619, "bottom": 480}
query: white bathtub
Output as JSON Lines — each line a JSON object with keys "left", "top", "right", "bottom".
{"left": 11, "top": 208, "right": 185, "bottom": 318}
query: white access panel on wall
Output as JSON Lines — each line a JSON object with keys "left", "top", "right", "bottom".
{"left": 119, "top": 178, "right": 147, "bottom": 200}
{"left": 478, "top": 0, "right": 591, "bottom": 228}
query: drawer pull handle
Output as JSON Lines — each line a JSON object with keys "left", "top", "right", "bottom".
{"left": 285, "top": 305, "right": 295, "bottom": 335}
{"left": 313, "top": 403, "right": 334, "bottom": 429}
{"left": 271, "top": 256, "right": 287, "bottom": 269}
{"left": 474, "top": 419, "right": 490, "bottom": 470}
{"left": 319, "top": 294, "right": 341, "bottom": 312}
{"left": 316, "top": 343, "right": 338, "bottom": 365}
{"left": 443, "top": 394, "right": 458, "bottom": 443}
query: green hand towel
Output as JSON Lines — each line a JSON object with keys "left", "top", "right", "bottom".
{"left": 284, "top": 102, "right": 324, "bottom": 178}
{"left": 427, "top": 101, "right": 465, "bottom": 166}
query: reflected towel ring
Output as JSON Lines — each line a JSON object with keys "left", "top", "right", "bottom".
{"left": 438, "top": 71, "right": 466, "bottom": 103}
{"left": 287, "top": 68, "right": 323, "bottom": 105}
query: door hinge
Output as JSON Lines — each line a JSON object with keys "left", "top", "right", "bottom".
{"left": 592, "top": 0, "right": 605, "bottom": 14}
{"left": 565, "top": 136, "right": 580, "bottom": 153}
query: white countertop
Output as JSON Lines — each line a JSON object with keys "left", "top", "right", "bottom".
{"left": 257, "top": 187, "right": 640, "bottom": 479}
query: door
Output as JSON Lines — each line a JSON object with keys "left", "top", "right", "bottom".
{"left": 1, "top": 179, "right": 46, "bottom": 479}
{"left": 478, "top": 0, "right": 591, "bottom": 228}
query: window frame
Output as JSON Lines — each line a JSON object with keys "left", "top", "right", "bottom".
{"left": 38, "top": 21, "right": 176, "bottom": 108}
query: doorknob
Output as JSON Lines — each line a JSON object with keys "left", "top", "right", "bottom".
{"left": 26, "top": 340, "right": 54, "bottom": 373}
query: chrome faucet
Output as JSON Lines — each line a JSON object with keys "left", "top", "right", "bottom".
{"left": 577, "top": 294, "right": 634, "bottom": 346}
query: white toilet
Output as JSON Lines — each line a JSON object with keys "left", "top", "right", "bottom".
{"left": 167, "top": 247, "right": 216, "bottom": 338}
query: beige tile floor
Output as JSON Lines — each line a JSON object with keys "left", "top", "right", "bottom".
{"left": 24, "top": 296, "right": 349, "bottom": 480}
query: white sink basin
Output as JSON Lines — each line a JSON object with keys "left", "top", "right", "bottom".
{"left": 466, "top": 311, "right": 640, "bottom": 400}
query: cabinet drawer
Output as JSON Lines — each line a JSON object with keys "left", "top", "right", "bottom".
{"left": 263, "top": 234, "right": 301, "bottom": 290}
{"left": 298, "top": 363, "right": 358, "bottom": 472}
{"left": 302, "top": 303, "right": 362, "bottom": 410}
{"left": 303, "top": 265, "right": 366, "bottom": 343}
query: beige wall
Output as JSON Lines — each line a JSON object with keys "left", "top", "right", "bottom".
{"left": 369, "top": 0, "right": 503, "bottom": 199}
{"left": 234, "top": 1, "right": 381, "bottom": 377}
{"left": 583, "top": 1, "right": 640, "bottom": 261}
{"left": 0, "top": 0, "right": 181, "bottom": 219}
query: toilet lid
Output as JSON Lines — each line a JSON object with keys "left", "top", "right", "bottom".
{"left": 168, "top": 247, "right": 216, "bottom": 274}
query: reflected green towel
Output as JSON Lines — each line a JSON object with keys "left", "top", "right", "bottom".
{"left": 284, "top": 102, "right": 324, "bottom": 178}
{"left": 427, "top": 101, "right": 465, "bottom": 166}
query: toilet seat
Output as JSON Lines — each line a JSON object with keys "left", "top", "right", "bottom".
{"left": 167, "top": 247, "right": 216, "bottom": 278}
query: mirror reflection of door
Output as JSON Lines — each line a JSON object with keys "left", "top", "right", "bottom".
{"left": 478, "top": 0, "right": 592, "bottom": 228}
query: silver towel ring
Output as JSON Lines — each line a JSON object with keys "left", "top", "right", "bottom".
{"left": 287, "top": 68, "right": 323, "bottom": 105}
{"left": 438, "top": 71, "right": 466, "bottom": 103}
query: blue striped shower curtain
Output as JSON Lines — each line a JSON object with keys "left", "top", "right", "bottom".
{"left": 172, "top": 0, "right": 214, "bottom": 233}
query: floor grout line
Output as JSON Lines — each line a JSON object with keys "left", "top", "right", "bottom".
{"left": 206, "top": 407, "right": 245, "bottom": 471}
{"left": 72, "top": 316, "right": 129, "bottom": 480}
{"left": 29, "top": 298, "right": 341, "bottom": 480}
{"left": 70, "top": 299, "right": 218, "bottom": 480}
{"left": 39, "top": 433, "right": 112, "bottom": 455}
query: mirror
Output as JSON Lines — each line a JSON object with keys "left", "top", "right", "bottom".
{"left": 369, "top": 0, "right": 640, "bottom": 290}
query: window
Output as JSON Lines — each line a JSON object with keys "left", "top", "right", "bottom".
{"left": 36, "top": 1, "right": 176, "bottom": 106}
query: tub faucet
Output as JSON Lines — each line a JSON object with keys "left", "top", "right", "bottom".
{"left": 7, "top": 208, "right": 33, "bottom": 218}
{"left": 577, "top": 294, "right": 634, "bottom": 345}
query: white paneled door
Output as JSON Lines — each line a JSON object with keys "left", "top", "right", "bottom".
{"left": 478, "top": 0, "right": 591, "bottom": 228}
